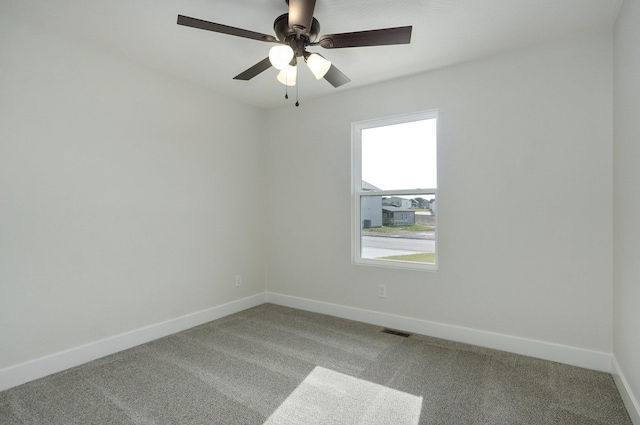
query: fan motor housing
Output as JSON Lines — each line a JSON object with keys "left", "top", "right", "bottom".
{"left": 273, "top": 13, "right": 320, "bottom": 44}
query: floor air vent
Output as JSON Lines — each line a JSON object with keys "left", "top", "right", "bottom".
{"left": 381, "top": 328, "right": 412, "bottom": 338}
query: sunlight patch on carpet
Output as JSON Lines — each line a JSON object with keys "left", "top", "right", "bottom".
{"left": 263, "top": 366, "right": 422, "bottom": 425}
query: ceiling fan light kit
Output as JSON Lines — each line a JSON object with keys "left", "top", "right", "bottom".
{"left": 305, "top": 53, "right": 331, "bottom": 80}
{"left": 269, "top": 45, "right": 295, "bottom": 70}
{"left": 177, "top": 0, "right": 412, "bottom": 103}
{"left": 277, "top": 64, "right": 298, "bottom": 86}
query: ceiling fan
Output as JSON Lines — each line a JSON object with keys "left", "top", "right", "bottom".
{"left": 177, "top": 0, "right": 412, "bottom": 91}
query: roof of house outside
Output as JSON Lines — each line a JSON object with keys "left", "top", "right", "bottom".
{"left": 362, "top": 181, "right": 382, "bottom": 191}
{"left": 382, "top": 206, "right": 415, "bottom": 213}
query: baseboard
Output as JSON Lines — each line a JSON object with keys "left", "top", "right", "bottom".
{"left": 0, "top": 293, "right": 267, "bottom": 392}
{"left": 2, "top": 291, "right": 617, "bottom": 395}
{"left": 612, "top": 356, "right": 640, "bottom": 424}
{"left": 265, "top": 292, "right": 612, "bottom": 373}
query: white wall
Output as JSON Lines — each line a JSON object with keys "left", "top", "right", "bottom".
{"left": 266, "top": 32, "right": 613, "bottom": 356}
{"left": 613, "top": 0, "right": 640, "bottom": 421}
{"left": 0, "top": 15, "right": 266, "bottom": 371}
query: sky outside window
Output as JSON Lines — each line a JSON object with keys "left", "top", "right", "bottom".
{"left": 361, "top": 119, "right": 437, "bottom": 191}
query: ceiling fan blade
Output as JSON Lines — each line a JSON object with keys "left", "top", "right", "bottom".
{"left": 233, "top": 57, "right": 272, "bottom": 81}
{"left": 318, "top": 26, "right": 412, "bottom": 49}
{"left": 288, "top": 0, "right": 317, "bottom": 34}
{"left": 177, "top": 15, "right": 277, "bottom": 43}
{"left": 323, "top": 64, "right": 351, "bottom": 88}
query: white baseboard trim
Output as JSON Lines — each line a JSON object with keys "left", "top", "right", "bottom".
{"left": 265, "top": 292, "right": 612, "bottom": 373}
{"left": 612, "top": 356, "right": 640, "bottom": 424}
{"left": 2, "top": 291, "right": 617, "bottom": 396}
{"left": 0, "top": 293, "right": 267, "bottom": 392}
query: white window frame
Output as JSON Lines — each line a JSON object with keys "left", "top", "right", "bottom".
{"left": 351, "top": 111, "right": 438, "bottom": 271}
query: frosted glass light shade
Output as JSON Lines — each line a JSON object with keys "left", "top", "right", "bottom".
{"left": 269, "top": 45, "right": 294, "bottom": 70}
{"left": 276, "top": 65, "right": 297, "bottom": 86}
{"left": 306, "top": 53, "right": 331, "bottom": 79}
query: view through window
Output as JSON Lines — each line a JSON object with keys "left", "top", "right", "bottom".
{"left": 353, "top": 112, "right": 437, "bottom": 270}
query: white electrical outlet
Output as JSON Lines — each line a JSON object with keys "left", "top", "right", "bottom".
{"left": 235, "top": 275, "right": 242, "bottom": 287}
{"left": 378, "top": 284, "right": 386, "bottom": 298}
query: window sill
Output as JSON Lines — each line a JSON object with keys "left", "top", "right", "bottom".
{"left": 353, "top": 257, "right": 438, "bottom": 272}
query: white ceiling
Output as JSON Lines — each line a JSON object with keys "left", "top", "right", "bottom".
{"left": 1, "top": 0, "right": 623, "bottom": 109}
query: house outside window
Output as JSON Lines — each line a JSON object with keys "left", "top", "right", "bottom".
{"left": 352, "top": 111, "right": 437, "bottom": 271}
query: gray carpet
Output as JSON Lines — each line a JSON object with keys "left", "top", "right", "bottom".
{"left": 0, "top": 303, "right": 632, "bottom": 424}
{"left": 264, "top": 366, "right": 423, "bottom": 424}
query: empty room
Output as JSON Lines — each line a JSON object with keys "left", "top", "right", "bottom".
{"left": 1, "top": 0, "right": 638, "bottom": 424}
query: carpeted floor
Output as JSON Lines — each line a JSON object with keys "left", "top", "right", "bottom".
{"left": 264, "top": 366, "right": 423, "bottom": 424}
{"left": 0, "top": 303, "right": 632, "bottom": 424}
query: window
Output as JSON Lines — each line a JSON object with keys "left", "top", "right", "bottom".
{"left": 352, "top": 111, "right": 438, "bottom": 271}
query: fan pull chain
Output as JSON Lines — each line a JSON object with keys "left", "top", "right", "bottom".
{"left": 283, "top": 70, "right": 290, "bottom": 99}
{"left": 285, "top": 76, "right": 289, "bottom": 99}
{"left": 282, "top": 71, "right": 299, "bottom": 106}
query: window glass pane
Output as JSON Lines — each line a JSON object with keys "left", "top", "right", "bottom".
{"left": 360, "top": 193, "right": 436, "bottom": 264}
{"left": 354, "top": 112, "right": 438, "bottom": 269}
{"left": 361, "top": 119, "right": 437, "bottom": 191}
